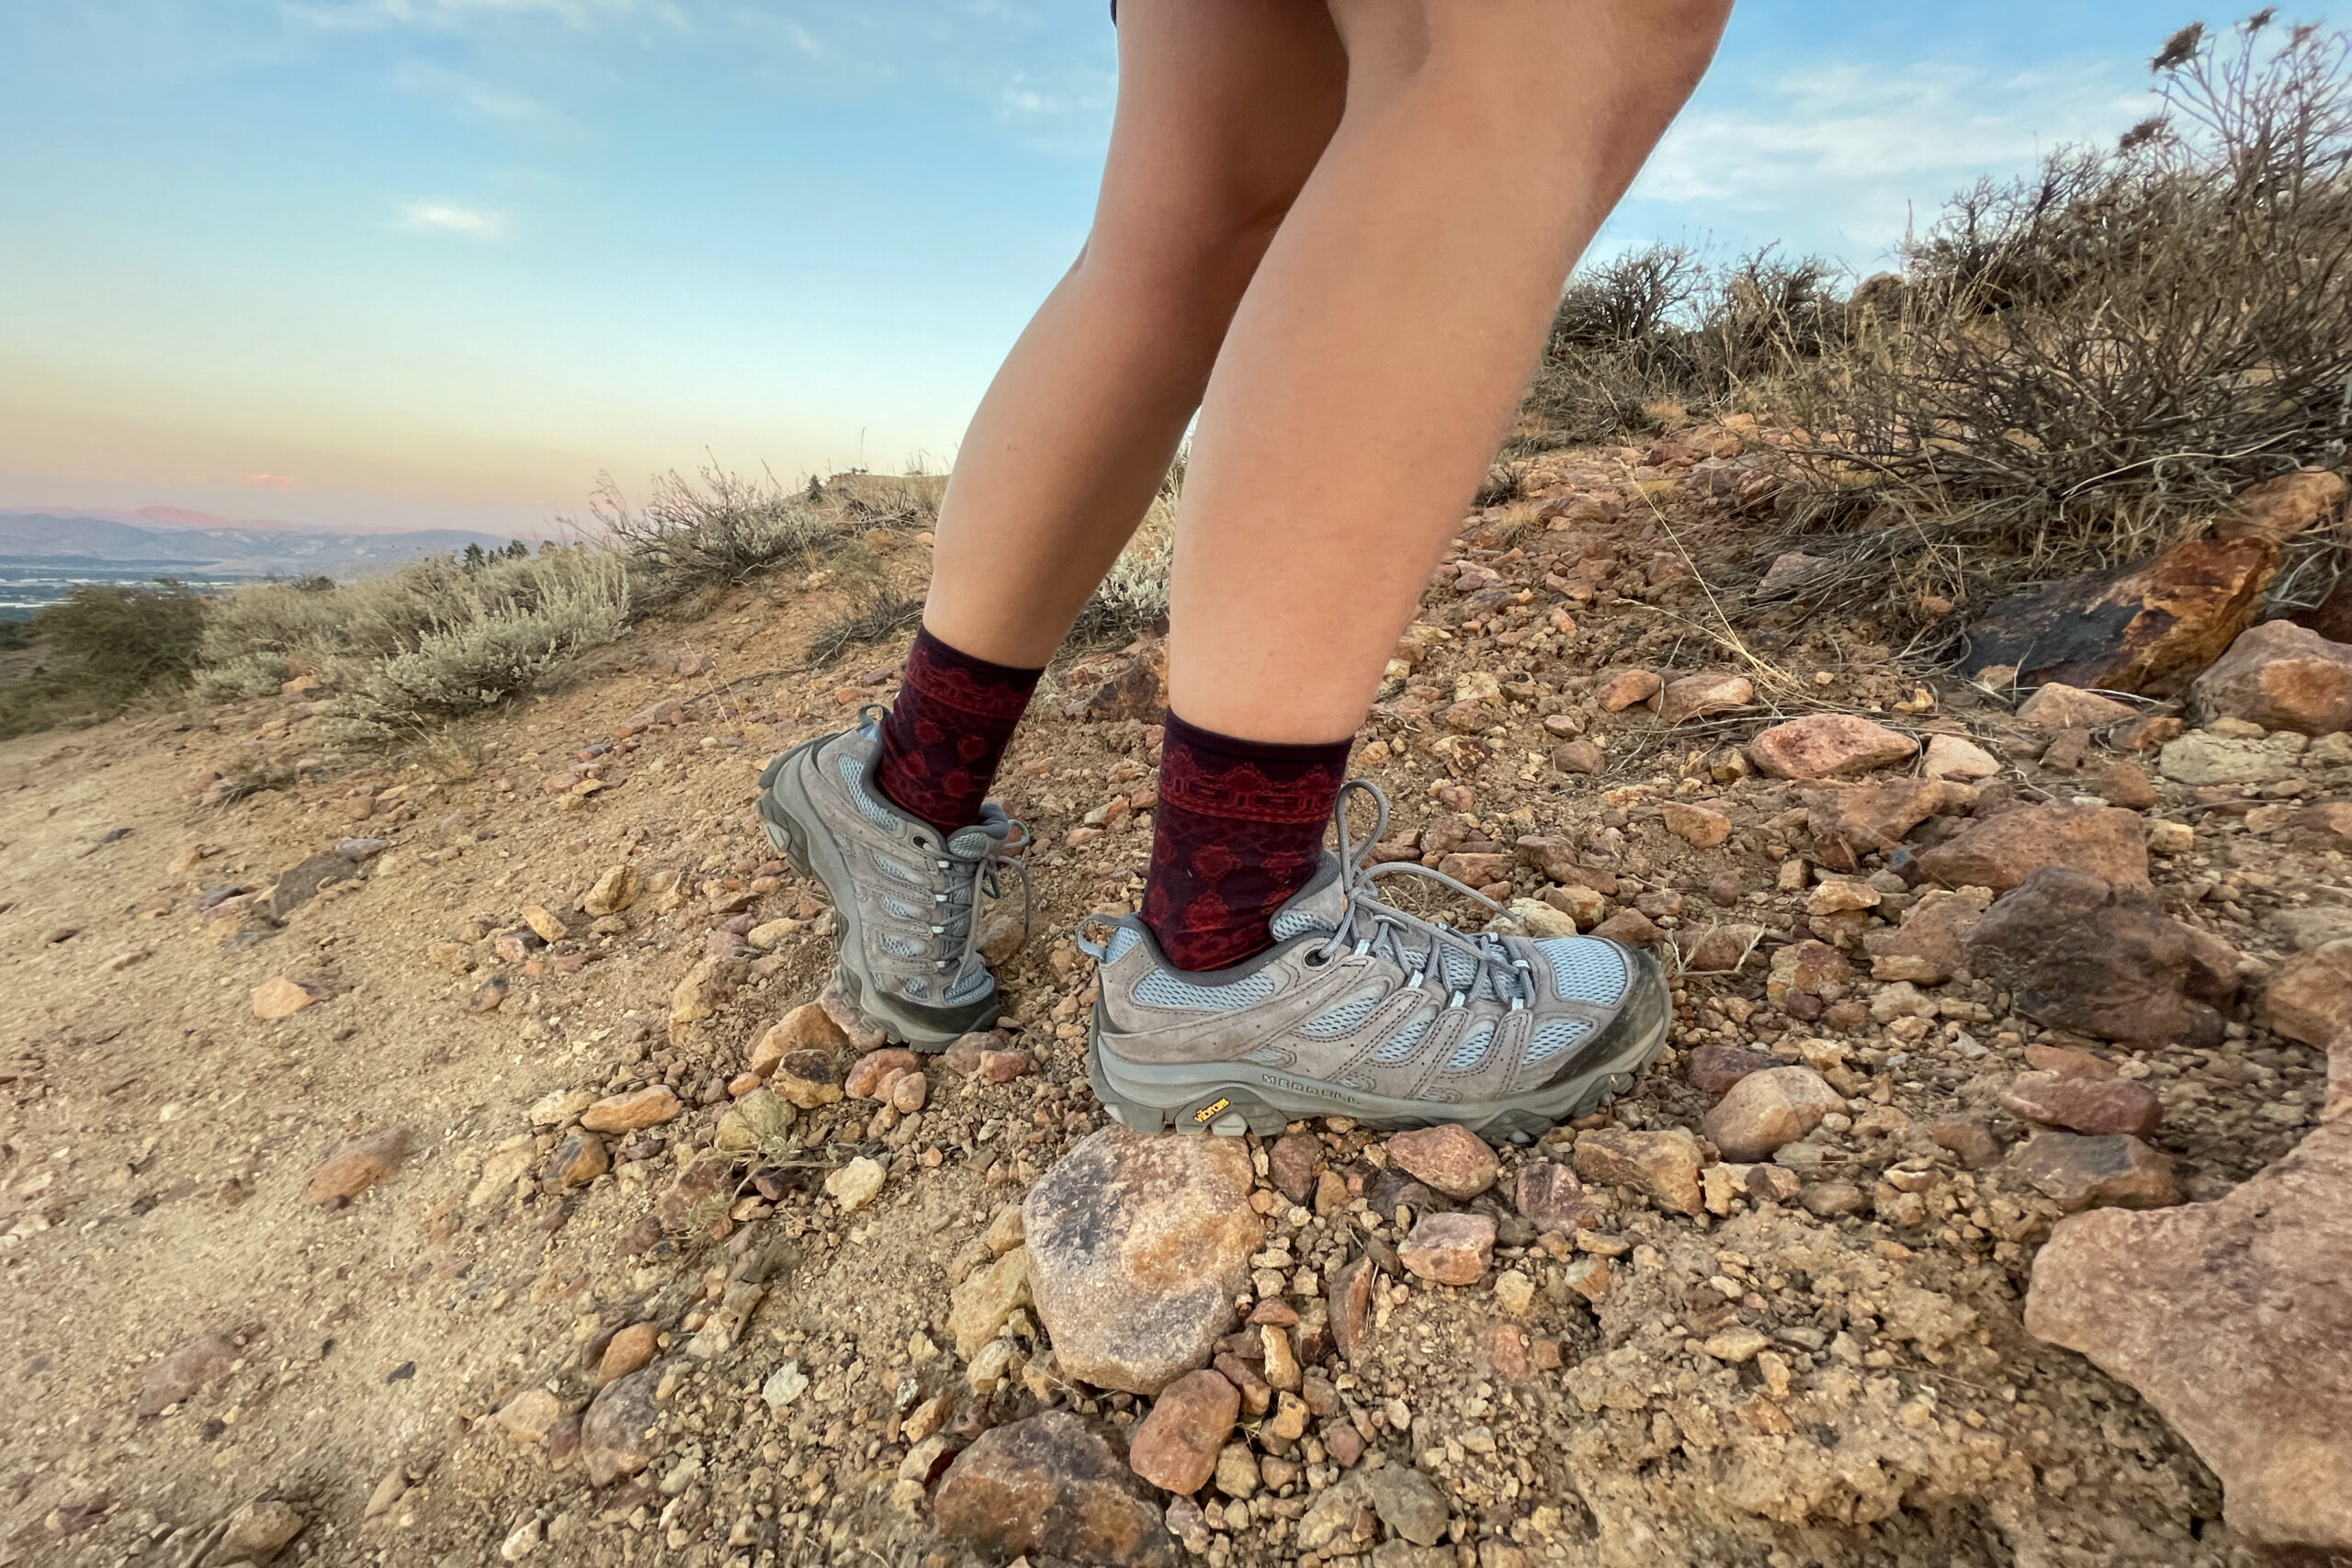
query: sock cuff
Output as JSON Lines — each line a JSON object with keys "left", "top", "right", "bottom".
{"left": 1157, "top": 711, "right": 1351, "bottom": 826}
{"left": 902, "top": 625, "right": 1044, "bottom": 719}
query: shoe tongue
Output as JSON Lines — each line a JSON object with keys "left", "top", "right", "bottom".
{"left": 1268, "top": 853, "right": 1349, "bottom": 940}
{"left": 946, "top": 818, "right": 1008, "bottom": 859}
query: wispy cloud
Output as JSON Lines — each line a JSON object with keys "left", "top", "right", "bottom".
{"left": 390, "top": 59, "right": 582, "bottom": 136}
{"left": 397, "top": 199, "right": 505, "bottom": 237}
{"left": 1625, "top": 58, "right": 2152, "bottom": 256}
{"left": 288, "top": 0, "right": 639, "bottom": 33}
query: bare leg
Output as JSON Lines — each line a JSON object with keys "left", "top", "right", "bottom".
{"left": 1168, "top": 0, "right": 1733, "bottom": 740}
{"left": 920, "top": 1, "right": 1347, "bottom": 670}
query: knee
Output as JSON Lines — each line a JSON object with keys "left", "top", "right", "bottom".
{"left": 1079, "top": 189, "right": 1293, "bottom": 318}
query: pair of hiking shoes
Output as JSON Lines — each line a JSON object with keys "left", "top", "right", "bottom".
{"left": 755, "top": 710, "right": 1667, "bottom": 1140}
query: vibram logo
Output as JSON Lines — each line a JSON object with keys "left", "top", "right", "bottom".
{"left": 1192, "top": 1098, "right": 1231, "bottom": 1124}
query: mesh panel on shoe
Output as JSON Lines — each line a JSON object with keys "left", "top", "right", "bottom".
{"left": 1133, "top": 970, "right": 1279, "bottom": 1012}
{"left": 880, "top": 932, "right": 927, "bottom": 960}
{"left": 1538, "top": 938, "right": 1629, "bottom": 1006}
{"left": 944, "top": 967, "right": 993, "bottom": 1004}
{"left": 1297, "top": 989, "right": 1384, "bottom": 1040}
{"left": 1448, "top": 1021, "right": 1497, "bottom": 1072}
{"left": 873, "top": 852, "right": 926, "bottom": 886}
{"left": 1526, "top": 1016, "right": 1592, "bottom": 1066}
{"left": 1105, "top": 926, "right": 1143, "bottom": 964}
{"left": 1368, "top": 1012, "right": 1432, "bottom": 1066}
{"left": 838, "top": 752, "right": 903, "bottom": 831}
{"left": 880, "top": 894, "right": 922, "bottom": 921}
{"left": 1271, "top": 908, "right": 1328, "bottom": 942}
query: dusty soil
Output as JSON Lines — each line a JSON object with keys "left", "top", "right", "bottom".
{"left": 1, "top": 432, "right": 2340, "bottom": 1568}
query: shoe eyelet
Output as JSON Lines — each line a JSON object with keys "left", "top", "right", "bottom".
{"left": 1302, "top": 949, "right": 1332, "bottom": 969}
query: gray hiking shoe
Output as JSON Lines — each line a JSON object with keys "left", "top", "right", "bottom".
{"left": 756, "top": 708, "right": 1026, "bottom": 1049}
{"left": 1081, "top": 781, "right": 1667, "bottom": 1141}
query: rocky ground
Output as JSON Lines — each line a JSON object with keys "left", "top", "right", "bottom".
{"left": 2, "top": 431, "right": 2347, "bottom": 1568}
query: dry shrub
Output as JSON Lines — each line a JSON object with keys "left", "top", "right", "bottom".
{"left": 0, "top": 581, "right": 208, "bottom": 739}
{"left": 1775, "top": 13, "right": 2352, "bottom": 614}
{"left": 1069, "top": 459, "right": 1180, "bottom": 647}
{"left": 591, "top": 464, "right": 839, "bottom": 605}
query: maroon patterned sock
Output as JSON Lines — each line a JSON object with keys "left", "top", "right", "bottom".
{"left": 875, "top": 626, "right": 1043, "bottom": 835}
{"left": 1142, "top": 713, "right": 1351, "bottom": 973}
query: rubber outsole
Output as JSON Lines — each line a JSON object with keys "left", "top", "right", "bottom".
{"left": 1084, "top": 949, "right": 1671, "bottom": 1143}
{"left": 754, "top": 746, "right": 998, "bottom": 1053}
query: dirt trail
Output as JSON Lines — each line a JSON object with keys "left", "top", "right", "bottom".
{"left": 2, "top": 440, "right": 2341, "bottom": 1568}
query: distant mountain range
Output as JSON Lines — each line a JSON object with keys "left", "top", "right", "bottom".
{"left": 0, "top": 507, "right": 535, "bottom": 576}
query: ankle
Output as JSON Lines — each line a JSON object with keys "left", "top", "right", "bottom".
{"left": 1140, "top": 712, "right": 1351, "bottom": 973}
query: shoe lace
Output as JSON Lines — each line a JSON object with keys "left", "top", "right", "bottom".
{"left": 927, "top": 818, "right": 1031, "bottom": 976}
{"left": 1316, "top": 779, "right": 1538, "bottom": 1012}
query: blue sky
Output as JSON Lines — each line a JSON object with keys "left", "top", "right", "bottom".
{"left": 0, "top": 0, "right": 2316, "bottom": 534}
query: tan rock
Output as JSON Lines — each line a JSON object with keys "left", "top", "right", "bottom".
{"left": 2016, "top": 683, "right": 2137, "bottom": 729}
{"left": 949, "top": 1246, "right": 1032, "bottom": 1359}
{"left": 2209, "top": 467, "right": 2348, "bottom": 545}
{"left": 1571, "top": 1126, "right": 1703, "bottom": 1216}
{"left": 1385, "top": 1124, "right": 1498, "bottom": 1199}
{"left": 492, "top": 1388, "right": 562, "bottom": 1445}
{"left": 581, "top": 1086, "right": 681, "bottom": 1134}
{"left": 1921, "top": 733, "right": 2001, "bottom": 781}
{"left": 134, "top": 1331, "right": 240, "bottom": 1416}
{"left": 522, "top": 904, "right": 571, "bottom": 943}
{"left": 1766, "top": 939, "right": 1853, "bottom": 1007}
{"left": 2000, "top": 1072, "right": 2163, "bottom": 1138}
{"left": 1700, "top": 1066, "right": 1846, "bottom": 1161}
{"left": 582, "top": 864, "right": 639, "bottom": 916}
{"left": 1023, "top": 1125, "right": 1261, "bottom": 1394}
{"left": 250, "top": 976, "right": 322, "bottom": 1021}
{"left": 1863, "top": 887, "right": 1991, "bottom": 984}
{"left": 2264, "top": 939, "right": 2352, "bottom": 1046}
{"left": 303, "top": 1128, "right": 409, "bottom": 1206}
{"left": 2024, "top": 1120, "right": 2352, "bottom": 1554}
{"left": 847, "top": 1047, "right": 922, "bottom": 1100}
{"left": 596, "top": 1323, "right": 659, "bottom": 1387}
{"left": 1658, "top": 672, "right": 1753, "bottom": 724}
{"left": 1804, "top": 777, "right": 1943, "bottom": 869}
{"left": 1747, "top": 714, "right": 1917, "bottom": 780}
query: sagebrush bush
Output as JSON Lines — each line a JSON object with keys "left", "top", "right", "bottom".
{"left": 592, "top": 464, "right": 844, "bottom": 604}
{"left": 1069, "top": 462, "right": 1179, "bottom": 647}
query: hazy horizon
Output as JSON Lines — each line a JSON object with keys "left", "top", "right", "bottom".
{"left": 7, "top": 0, "right": 2329, "bottom": 537}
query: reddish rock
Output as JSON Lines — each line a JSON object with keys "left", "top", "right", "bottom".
{"left": 1267, "top": 1134, "right": 1322, "bottom": 1204}
{"left": 135, "top": 1331, "right": 240, "bottom": 1416}
{"left": 1915, "top": 803, "right": 2149, "bottom": 894}
{"left": 1960, "top": 535, "right": 2279, "bottom": 697}
{"left": 1964, "top": 866, "right": 2231, "bottom": 1047}
{"left": 2026, "top": 1043, "right": 2119, "bottom": 1077}
{"left": 1022, "top": 1125, "right": 1261, "bottom": 1394}
{"left": 544, "top": 1132, "right": 608, "bottom": 1189}
{"left": 2190, "top": 619, "right": 2352, "bottom": 736}
{"left": 1863, "top": 888, "right": 1990, "bottom": 984}
{"left": 1929, "top": 1119, "right": 2004, "bottom": 1169}
{"left": 1589, "top": 908, "right": 1661, "bottom": 948}
{"left": 303, "top": 1128, "right": 410, "bottom": 1207}
{"left": 1679, "top": 923, "right": 1761, "bottom": 973}
{"left": 979, "top": 1050, "right": 1033, "bottom": 1084}
{"left": 933, "top": 1412, "right": 1180, "bottom": 1567}
{"left": 1479, "top": 1323, "right": 1531, "bottom": 1380}
{"left": 846, "top": 1047, "right": 921, "bottom": 1100}
{"left": 1658, "top": 672, "right": 1752, "bottom": 724}
{"left": 2209, "top": 467, "right": 2349, "bottom": 545}
{"left": 1804, "top": 778, "right": 1944, "bottom": 870}
{"left": 1127, "top": 1371, "right": 1240, "bottom": 1495}
{"left": 1662, "top": 801, "right": 1733, "bottom": 848}
{"left": 1385, "top": 1124, "right": 1498, "bottom": 1200}
{"left": 2095, "top": 761, "right": 2160, "bottom": 810}
{"left": 1398, "top": 1212, "right": 1496, "bottom": 1285}
{"left": 2266, "top": 939, "right": 2352, "bottom": 1046}
{"left": 1551, "top": 739, "right": 1604, "bottom": 774}
{"left": 1571, "top": 1126, "right": 1703, "bottom": 1216}
{"left": 2000, "top": 1071, "right": 2163, "bottom": 1138}
{"left": 1700, "top": 1066, "right": 1846, "bottom": 1161}
{"left": 2007, "top": 1132, "right": 2180, "bottom": 1213}
{"left": 1686, "top": 1043, "right": 1776, "bottom": 1094}
{"left": 2025, "top": 1119, "right": 2352, "bottom": 1554}
{"left": 581, "top": 1087, "right": 681, "bottom": 1134}
{"left": 1510, "top": 1163, "right": 1587, "bottom": 1232}
{"left": 1747, "top": 714, "right": 1917, "bottom": 780}
{"left": 1596, "top": 670, "right": 1662, "bottom": 711}
{"left": 1766, "top": 940, "right": 1853, "bottom": 1009}
{"left": 596, "top": 1323, "right": 659, "bottom": 1387}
